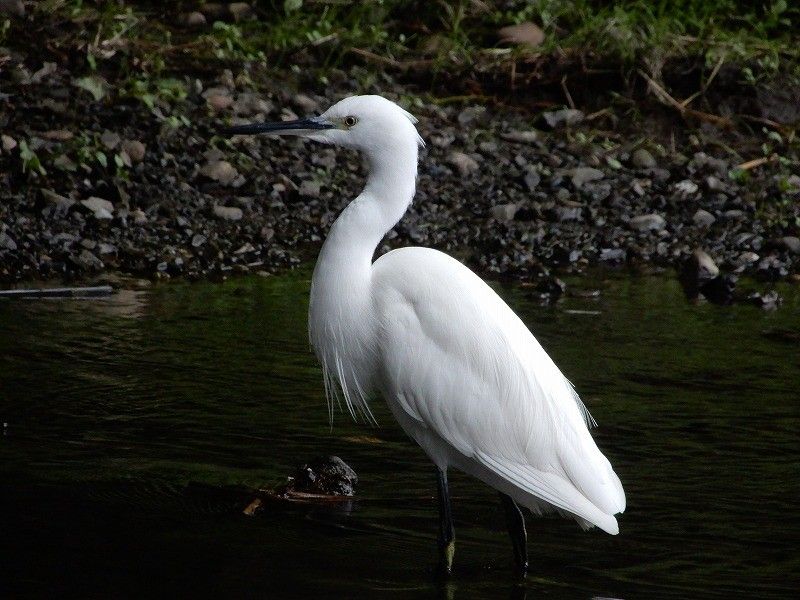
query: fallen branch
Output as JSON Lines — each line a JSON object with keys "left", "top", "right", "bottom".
{"left": 735, "top": 155, "right": 777, "bottom": 171}
{"left": 0, "top": 285, "right": 114, "bottom": 299}
{"left": 638, "top": 69, "right": 733, "bottom": 129}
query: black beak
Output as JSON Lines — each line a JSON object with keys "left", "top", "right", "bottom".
{"left": 220, "top": 116, "right": 334, "bottom": 136}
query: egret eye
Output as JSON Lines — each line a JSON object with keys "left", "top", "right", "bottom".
{"left": 344, "top": 116, "right": 358, "bottom": 127}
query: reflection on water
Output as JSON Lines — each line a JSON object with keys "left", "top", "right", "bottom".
{"left": 1, "top": 270, "right": 798, "bottom": 599}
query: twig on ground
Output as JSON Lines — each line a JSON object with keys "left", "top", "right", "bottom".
{"left": 560, "top": 75, "right": 576, "bottom": 110}
{"left": 638, "top": 69, "right": 733, "bottom": 129}
{"left": 735, "top": 155, "right": 777, "bottom": 171}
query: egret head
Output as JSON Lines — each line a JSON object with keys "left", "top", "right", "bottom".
{"left": 222, "top": 94, "right": 424, "bottom": 155}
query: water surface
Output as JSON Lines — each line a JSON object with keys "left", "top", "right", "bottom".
{"left": 1, "top": 270, "right": 798, "bottom": 599}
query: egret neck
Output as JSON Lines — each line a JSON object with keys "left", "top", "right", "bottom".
{"left": 308, "top": 131, "right": 419, "bottom": 421}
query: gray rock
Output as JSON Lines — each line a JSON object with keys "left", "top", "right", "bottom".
{"left": 100, "top": 130, "right": 121, "bottom": 150}
{"left": 121, "top": 140, "right": 146, "bottom": 163}
{"left": 41, "top": 189, "right": 75, "bottom": 215}
{"left": 292, "top": 93, "right": 319, "bottom": 114}
{"left": 491, "top": 203, "right": 517, "bottom": 222}
{"left": 631, "top": 148, "right": 656, "bottom": 169}
{"left": 779, "top": 236, "right": 800, "bottom": 254}
{"left": 192, "top": 234, "right": 207, "bottom": 247}
{"left": 80, "top": 197, "right": 114, "bottom": 219}
{"left": 200, "top": 160, "right": 238, "bottom": 186}
{"left": 76, "top": 249, "right": 103, "bottom": 270}
{"left": 630, "top": 213, "right": 666, "bottom": 232}
{"left": 131, "top": 209, "right": 147, "bottom": 225}
{"left": 299, "top": 180, "right": 321, "bottom": 198}
{"left": 736, "top": 251, "right": 760, "bottom": 266}
{"left": 674, "top": 180, "right": 699, "bottom": 196}
{"left": 705, "top": 175, "right": 724, "bottom": 191}
{"left": 501, "top": 130, "right": 539, "bottom": 144}
{"left": 692, "top": 209, "right": 716, "bottom": 227}
{"left": 523, "top": 168, "right": 540, "bottom": 191}
{"left": 457, "top": 105, "right": 487, "bottom": 126}
{"left": 1, "top": 134, "right": 16, "bottom": 152}
{"left": 213, "top": 205, "right": 243, "bottom": 221}
{"left": 543, "top": 108, "right": 584, "bottom": 128}
{"left": 569, "top": 167, "right": 603, "bottom": 188}
{"left": 600, "top": 248, "right": 626, "bottom": 262}
{"left": 448, "top": 151, "right": 479, "bottom": 177}
{"left": 183, "top": 11, "right": 206, "bottom": 27}
{"left": 0, "top": 231, "right": 17, "bottom": 251}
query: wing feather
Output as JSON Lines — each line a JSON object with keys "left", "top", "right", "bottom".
{"left": 372, "top": 247, "right": 625, "bottom": 531}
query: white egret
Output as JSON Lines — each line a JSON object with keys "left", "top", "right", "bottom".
{"left": 224, "top": 95, "right": 625, "bottom": 574}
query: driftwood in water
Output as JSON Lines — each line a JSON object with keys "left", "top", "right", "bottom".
{"left": 0, "top": 285, "right": 114, "bottom": 298}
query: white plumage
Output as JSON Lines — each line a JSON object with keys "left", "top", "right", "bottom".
{"left": 226, "top": 94, "right": 625, "bottom": 570}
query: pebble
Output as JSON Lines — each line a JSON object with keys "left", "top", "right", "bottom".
{"left": 629, "top": 213, "right": 666, "bottom": 232}
{"left": 569, "top": 167, "right": 603, "bottom": 188}
{"left": 674, "top": 180, "right": 699, "bottom": 196}
{"left": 80, "top": 197, "right": 114, "bottom": 219}
{"left": 692, "top": 209, "right": 716, "bottom": 227}
{"left": 631, "top": 148, "right": 656, "bottom": 169}
{"left": 213, "top": 205, "right": 243, "bottom": 221}
{"left": 501, "top": 130, "right": 539, "bottom": 144}
{"left": 448, "top": 151, "right": 479, "bottom": 177}
{"left": 1, "top": 134, "right": 16, "bottom": 152}
{"left": 0, "top": 231, "right": 17, "bottom": 251}
{"left": 121, "top": 140, "right": 146, "bottom": 163}
{"left": 543, "top": 108, "right": 584, "bottom": 128}
{"left": 491, "top": 203, "right": 517, "bottom": 222}
{"left": 200, "top": 160, "right": 238, "bottom": 185}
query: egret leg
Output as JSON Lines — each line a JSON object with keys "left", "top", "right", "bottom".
{"left": 436, "top": 468, "right": 455, "bottom": 575}
{"left": 499, "top": 492, "right": 528, "bottom": 574}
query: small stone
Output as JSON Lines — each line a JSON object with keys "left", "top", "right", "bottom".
{"left": 200, "top": 160, "right": 238, "bottom": 186}
{"left": 234, "top": 242, "right": 255, "bottom": 254}
{"left": 491, "top": 203, "right": 517, "bottom": 222}
{"left": 80, "top": 197, "right": 114, "bottom": 219}
{"left": 100, "top": 130, "right": 121, "bottom": 150}
{"left": 779, "top": 236, "right": 800, "bottom": 254}
{"left": 523, "top": 168, "right": 540, "bottom": 191}
{"left": 299, "top": 180, "right": 321, "bottom": 198}
{"left": 705, "top": 175, "right": 724, "bottom": 191}
{"left": 629, "top": 213, "right": 666, "bottom": 232}
{"left": 207, "top": 93, "right": 233, "bottom": 112}
{"left": 290, "top": 456, "right": 358, "bottom": 497}
{"left": 121, "top": 140, "right": 146, "bottom": 163}
{"left": 674, "top": 180, "right": 699, "bottom": 196}
{"left": 448, "top": 151, "right": 479, "bottom": 177}
{"left": 569, "top": 167, "right": 603, "bottom": 188}
{"left": 631, "top": 148, "right": 656, "bottom": 169}
{"left": 501, "top": 130, "right": 539, "bottom": 144}
{"left": 98, "top": 243, "right": 116, "bottom": 255}
{"left": 228, "top": 2, "right": 254, "bottom": 21}
{"left": 747, "top": 291, "right": 781, "bottom": 311}
{"left": 692, "top": 209, "right": 716, "bottom": 227}
{"left": 0, "top": 0, "right": 25, "bottom": 17}
{"left": 0, "top": 231, "right": 17, "bottom": 251}
{"left": 498, "top": 22, "right": 545, "bottom": 47}
{"left": 543, "top": 108, "right": 584, "bottom": 128}
{"left": 457, "top": 106, "right": 487, "bottom": 126}
{"left": 1, "top": 134, "right": 16, "bottom": 152}
{"left": 737, "top": 251, "right": 760, "bottom": 266}
{"left": 722, "top": 209, "right": 745, "bottom": 220}
{"left": 600, "top": 248, "right": 626, "bottom": 262}
{"left": 41, "top": 189, "right": 75, "bottom": 213}
{"left": 213, "top": 205, "right": 243, "bottom": 221}
{"left": 76, "top": 249, "right": 103, "bottom": 270}
{"left": 292, "top": 93, "right": 319, "bottom": 114}
{"left": 132, "top": 209, "right": 147, "bottom": 225}
{"left": 191, "top": 234, "right": 207, "bottom": 247}
{"left": 184, "top": 11, "right": 206, "bottom": 27}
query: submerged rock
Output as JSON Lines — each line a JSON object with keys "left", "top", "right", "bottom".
{"left": 291, "top": 456, "right": 358, "bottom": 496}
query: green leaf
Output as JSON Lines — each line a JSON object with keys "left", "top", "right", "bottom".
{"left": 284, "top": 0, "right": 303, "bottom": 14}
{"left": 95, "top": 151, "right": 107, "bottom": 168}
{"left": 73, "top": 75, "right": 108, "bottom": 102}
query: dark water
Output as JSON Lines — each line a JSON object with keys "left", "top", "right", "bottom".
{"left": 1, "top": 270, "right": 798, "bottom": 599}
